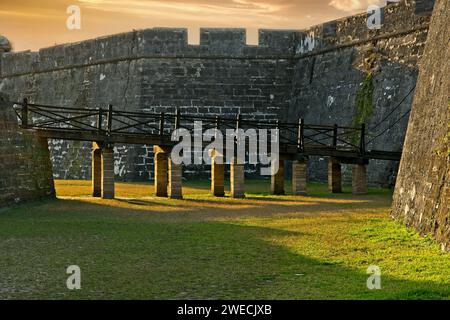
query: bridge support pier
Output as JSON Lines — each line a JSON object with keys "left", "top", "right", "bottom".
{"left": 271, "top": 159, "right": 285, "bottom": 195}
{"left": 92, "top": 142, "right": 102, "bottom": 197}
{"left": 292, "top": 160, "right": 307, "bottom": 195}
{"left": 101, "top": 146, "right": 115, "bottom": 199}
{"left": 230, "top": 159, "right": 245, "bottom": 198}
{"left": 36, "top": 136, "right": 55, "bottom": 194}
{"left": 211, "top": 151, "right": 225, "bottom": 197}
{"left": 154, "top": 146, "right": 169, "bottom": 197}
{"left": 328, "top": 157, "right": 342, "bottom": 193}
{"left": 352, "top": 164, "right": 368, "bottom": 195}
{"left": 168, "top": 159, "right": 183, "bottom": 199}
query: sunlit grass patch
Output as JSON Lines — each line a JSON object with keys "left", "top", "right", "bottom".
{"left": 0, "top": 179, "right": 449, "bottom": 300}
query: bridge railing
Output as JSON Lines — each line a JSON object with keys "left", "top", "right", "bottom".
{"left": 11, "top": 99, "right": 367, "bottom": 156}
{"left": 302, "top": 124, "right": 363, "bottom": 152}
{"left": 13, "top": 99, "right": 101, "bottom": 133}
{"left": 110, "top": 108, "right": 162, "bottom": 136}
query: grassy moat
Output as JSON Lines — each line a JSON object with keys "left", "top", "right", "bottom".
{"left": 0, "top": 180, "right": 449, "bottom": 300}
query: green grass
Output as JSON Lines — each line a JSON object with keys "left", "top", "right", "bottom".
{"left": 0, "top": 180, "right": 449, "bottom": 300}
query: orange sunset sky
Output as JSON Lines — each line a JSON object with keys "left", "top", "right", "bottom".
{"left": 1, "top": 0, "right": 385, "bottom": 51}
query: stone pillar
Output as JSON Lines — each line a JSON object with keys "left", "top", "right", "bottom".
{"left": 36, "top": 136, "right": 56, "bottom": 196}
{"left": 271, "top": 159, "right": 285, "bottom": 195}
{"left": 328, "top": 157, "right": 342, "bottom": 193}
{"left": 92, "top": 142, "right": 102, "bottom": 197}
{"left": 352, "top": 164, "right": 368, "bottom": 195}
{"left": 154, "top": 146, "right": 168, "bottom": 197}
{"left": 101, "top": 146, "right": 115, "bottom": 199}
{"left": 292, "top": 160, "right": 307, "bottom": 195}
{"left": 211, "top": 152, "right": 225, "bottom": 197}
{"left": 168, "top": 160, "right": 183, "bottom": 199}
{"left": 230, "top": 159, "right": 245, "bottom": 198}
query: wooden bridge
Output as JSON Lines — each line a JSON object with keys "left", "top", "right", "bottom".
{"left": 10, "top": 98, "right": 402, "bottom": 199}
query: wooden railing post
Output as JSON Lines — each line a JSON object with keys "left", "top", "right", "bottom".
{"left": 275, "top": 119, "right": 280, "bottom": 146}
{"left": 97, "top": 108, "right": 103, "bottom": 133}
{"left": 333, "top": 124, "right": 338, "bottom": 149}
{"left": 159, "top": 112, "right": 165, "bottom": 136}
{"left": 360, "top": 123, "right": 366, "bottom": 155}
{"left": 107, "top": 104, "right": 113, "bottom": 135}
{"left": 234, "top": 113, "right": 242, "bottom": 160}
{"left": 236, "top": 113, "right": 242, "bottom": 130}
{"left": 22, "top": 98, "right": 28, "bottom": 128}
{"left": 215, "top": 115, "right": 221, "bottom": 139}
{"left": 215, "top": 115, "right": 220, "bottom": 129}
{"left": 298, "top": 118, "right": 304, "bottom": 152}
{"left": 174, "top": 109, "right": 180, "bottom": 130}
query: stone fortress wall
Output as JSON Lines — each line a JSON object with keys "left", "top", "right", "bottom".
{"left": 0, "top": 0, "right": 436, "bottom": 186}
{"left": 288, "top": 0, "right": 433, "bottom": 186}
{"left": 0, "top": 91, "right": 55, "bottom": 206}
{"left": 391, "top": 0, "right": 449, "bottom": 251}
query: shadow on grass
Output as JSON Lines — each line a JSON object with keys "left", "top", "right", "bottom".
{"left": 1, "top": 198, "right": 449, "bottom": 300}
{"left": 51, "top": 196, "right": 383, "bottom": 221}
{"left": 115, "top": 198, "right": 181, "bottom": 207}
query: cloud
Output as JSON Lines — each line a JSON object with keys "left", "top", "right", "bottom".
{"left": 78, "top": 0, "right": 289, "bottom": 17}
{"left": 0, "top": 10, "right": 57, "bottom": 19}
{"left": 329, "top": 0, "right": 385, "bottom": 12}
{"left": 76, "top": 0, "right": 297, "bottom": 27}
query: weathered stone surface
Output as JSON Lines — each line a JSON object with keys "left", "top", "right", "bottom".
{"left": 289, "top": 0, "right": 434, "bottom": 187}
{"left": 271, "top": 160, "right": 285, "bottom": 195}
{"left": 168, "top": 160, "right": 183, "bottom": 199}
{"left": 328, "top": 158, "right": 342, "bottom": 193}
{"left": 292, "top": 160, "right": 308, "bottom": 195}
{"left": 352, "top": 164, "right": 368, "bottom": 195}
{"left": 92, "top": 142, "right": 102, "bottom": 197}
{"left": 391, "top": 0, "right": 449, "bottom": 251}
{"left": 0, "top": 93, "right": 55, "bottom": 206}
{"left": 154, "top": 146, "right": 168, "bottom": 197}
{"left": 231, "top": 160, "right": 245, "bottom": 198}
{"left": 211, "top": 153, "right": 225, "bottom": 197}
{"left": 101, "top": 147, "right": 115, "bottom": 199}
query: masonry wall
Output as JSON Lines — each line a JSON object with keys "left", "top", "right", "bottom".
{"left": 0, "top": 0, "right": 436, "bottom": 185}
{"left": 391, "top": 0, "right": 449, "bottom": 251}
{"left": 289, "top": 0, "right": 433, "bottom": 187}
{"left": 0, "top": 28, "right": 297, "bottom": 181}
{"left": 0, "top": 94, "right": 55, "bottom": 206}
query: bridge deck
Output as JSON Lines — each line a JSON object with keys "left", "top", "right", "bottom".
{"left": 33, "top": 128, "right": 401, "bottom": 163}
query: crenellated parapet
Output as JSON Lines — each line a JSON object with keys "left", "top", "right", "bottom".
{"left": 0, "top": 28, "right": 305, "bottom": 78}
{"left": 0, "top": 0, "right": 435, "bottom": 78}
